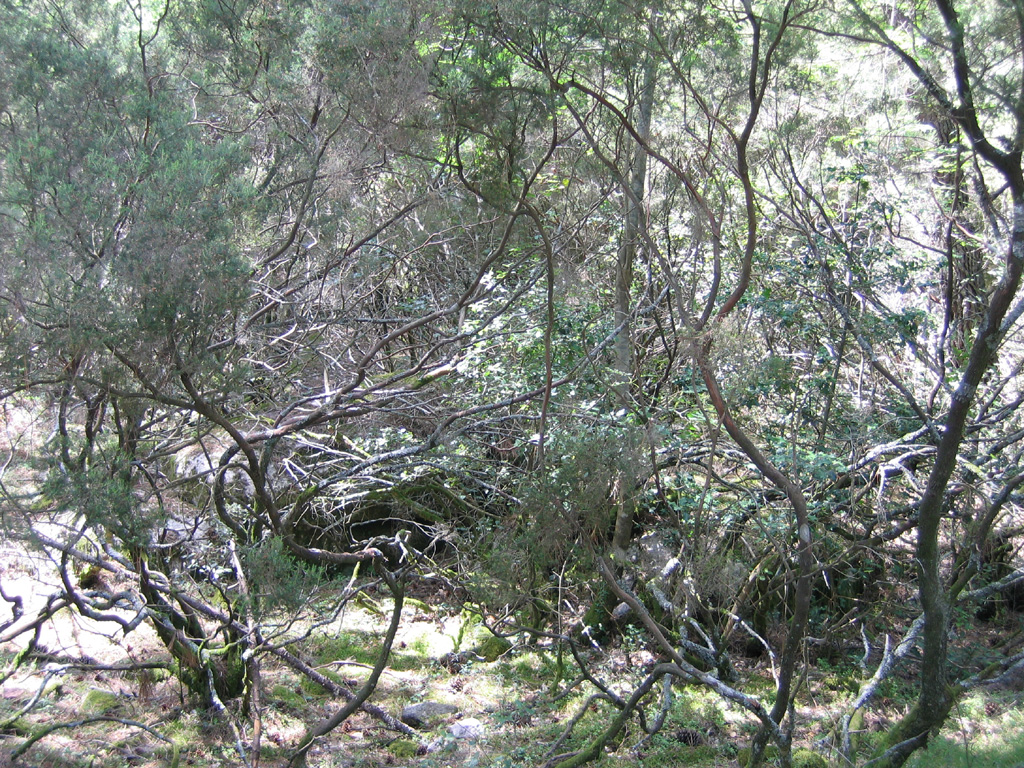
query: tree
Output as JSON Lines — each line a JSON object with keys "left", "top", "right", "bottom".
{"left": 830, "top": 1, "right": 1024, "bottom": 763}
{"left": 4, "top": 1, "right": 1024, "bottom": 766}
{"left": 0, "top": 0, "right": 576, "bottom": 759}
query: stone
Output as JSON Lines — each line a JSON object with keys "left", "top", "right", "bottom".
{"left": 81, "top": 688, "right": 121, "bottom": 714}
{"left": 401, "top": 701, "right": 458, "bottom": 728}
{"left": 474, "top": 635, "right": 511, "bottom": 662}
{"left": 792, "top": 748, "right": 828, "bottom": 768}
{"left": 610, "top": 602, "right": 632, "bottom": 622}
{"left": 449, "top": 718, "right": 485, "bottom": 739}
{"left": 388, "top": 739, "right": 421, "bottom": 758}
{"left": 2, "top": 673, "right": 58, "bottom": 700}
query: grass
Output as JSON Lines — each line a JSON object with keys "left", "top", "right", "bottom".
{"left": 3, "top": 598, "right": 1023, "bottom": 768}
{"left": 905, "top": 691, "right": 1024, "bottom": 768}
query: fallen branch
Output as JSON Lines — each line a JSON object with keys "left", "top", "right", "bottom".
{"left": 269, "top": 645, "right": 417, "bottom": 736}
{"left": 839, "top": 616, "right": 924, "bottom": 759}
{"left": 287, "top": 569, "right": 407, "bottom": 767}
{"left": 10, "top": 715, "right": 179, "bottom": 766}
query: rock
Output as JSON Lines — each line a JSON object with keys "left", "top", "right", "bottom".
{"left": 3, "top": 673, "right": 61, "bottom": 700}
{"left": 792, "top": 748, "right": 828, "bottom": 768}
{"left": 388, "top": 739, "right": 421, "bottom": 758}
{"left": 81, "top": 688, "right": 121, "bottom": 714}
{"left": 474, "top": 635, "right": 512, "bottom": 662}
{"left": 401, "top": 701, "right": 458, "bottom": 728}
{"left": 449, "top": 718, "right": 485, "bottom": 739}
{"left": 610, "top": 602, "right": 632, "bottom": 622}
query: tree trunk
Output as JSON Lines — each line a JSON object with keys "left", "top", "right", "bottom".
{"left": 610, "top": 51, "right": 656, "bottom": 558}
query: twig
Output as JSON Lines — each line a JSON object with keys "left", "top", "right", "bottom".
{"left": 269, "top": 646, "right": 417, "bottom": 736}
{"left": 634, "top": 674, "right": 673, "bottom": 750}
{"left": 288, "top": 569, "right": 407, "bottom": 767}
{"left": 0, "top": 665, "right": 66, "bottom": 730}
{"left": 10, "top": 715, "right": 178, "bottom": 765}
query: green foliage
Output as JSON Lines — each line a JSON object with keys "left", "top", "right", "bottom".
{"left": 903, "top": 711, "right": 1024, "bottom": 768}
{"left": 0, "top": 10, "right": 252, "bottom": 375}
{"left": 40, "top": 455, "right": 157, "bottom": 549}
{"left": 242, "top": 537, "right": 328, "bottom": 615}
{"left": 670, "top": 687, "right": 728, "bottom": 734}
{"left": 477, "top": 423, "right": 646, "bottom": 615}
{"left": 2, "top": 1, "right": 1024, "bottom": 766}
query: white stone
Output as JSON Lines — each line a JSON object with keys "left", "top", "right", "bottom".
{"left": 448, "top": 718, "right": 485, "bottom": 739}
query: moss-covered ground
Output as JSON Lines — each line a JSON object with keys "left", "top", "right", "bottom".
{"left": 3, "top": 585, "right": 1023, "bottom": 768}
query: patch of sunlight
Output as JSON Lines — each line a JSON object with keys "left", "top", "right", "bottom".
{"left": 906, "top": 693, "right": 1024, "bottom": 768}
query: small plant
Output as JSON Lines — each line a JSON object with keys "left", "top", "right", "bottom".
{"left": 451, "top": 607, "right": 482, "bottom": 653}
{"left": 495, "top": 698, "right": 536, "bottom": 729}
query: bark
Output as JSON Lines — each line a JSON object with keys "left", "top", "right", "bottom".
{"left": 870, "top": 193, "right": 1024, "bottom": 766}
{"left": 610, "top": 52, "right": 656, "bottom": 557}
{"left": 611, "top": 52, "right": 656, "bottom": 404}
{"left": 698, "top": 357, "right": 813, "bottom": 768}
{"left": 855, "top": 2, "right": 1024, "bottom": 761}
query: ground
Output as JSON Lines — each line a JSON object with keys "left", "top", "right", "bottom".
{"left": 1, "top": 402, "right": 1023, "bottom": 767}
{"left": 2, "top": 541, "right": 1024, "bottom": 768}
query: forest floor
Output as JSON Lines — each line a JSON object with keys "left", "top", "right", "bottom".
{"left": 1, "top": 399, "right": 1022, "bottom": 767}
{"left": 2, "top": 539, "right": 1024, "bottom": 768}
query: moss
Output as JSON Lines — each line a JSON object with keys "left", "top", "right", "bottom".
{"left": 736, "top": 745, "right": 778, "bottom": 766}
{"left": 271, "top": 684, "right": 311, "bottom": 711}
{"left": 735, "top": 746, "right": 827, "bottom": 768}
{"left": 313, "top": 630, "right": 379, "bottom": 666}
{"left": 81, "top": 689, "right": 121, "bottom": 714}
{"left": 388, "top": 738, "right": 421, "bottom": 758}
{"left": 143, "top": 666, "right": 173, "bottom": 683}
{"left": 405, "top": 596, "right": 434, "bottom": 614}
{"left": 686, "top": 745, "right": 718, "bottom": 761}
{"left": 4, "top": 717, "right": 34, "bottom": 736}
{"left": 792, "top": 748, "right": 828, "bottom": 768}
{"left": 822, "top": 674, "right": 859, "bottom": 694}
{"left": 580, "top": 581, "right": 616, "bottom": 640}
{"left": 299, "top": 669, "right": 341, "bottom": 697}
{"left": 476, "top": 635, "right": 513, "bottom": 662}
{"left": 849, "top": 706, "right": 865, "bottom": 753}
{"left": 212, "top": 643, "right": 246, "bottom": 700}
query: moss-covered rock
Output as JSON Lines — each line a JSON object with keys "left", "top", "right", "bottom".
{"left": 793, "top": 748, "right": 828, "bottom": 768}
{"left": 476, "top": 635, "right": 512, "bottom": 662}
{"left": 401, "top": 701, "right": 458, "bottom": 728}
{"left": 388, "top": 738, "right": 421, "bottom": 758}
{"left": 736, "top": 745, "right": 778, "bottom": 766}
{"left": 81, "top": 689, "right": 121, "bottom": 714}
{"left": 271, "top": 684, "right": 311, "bottom": 710}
